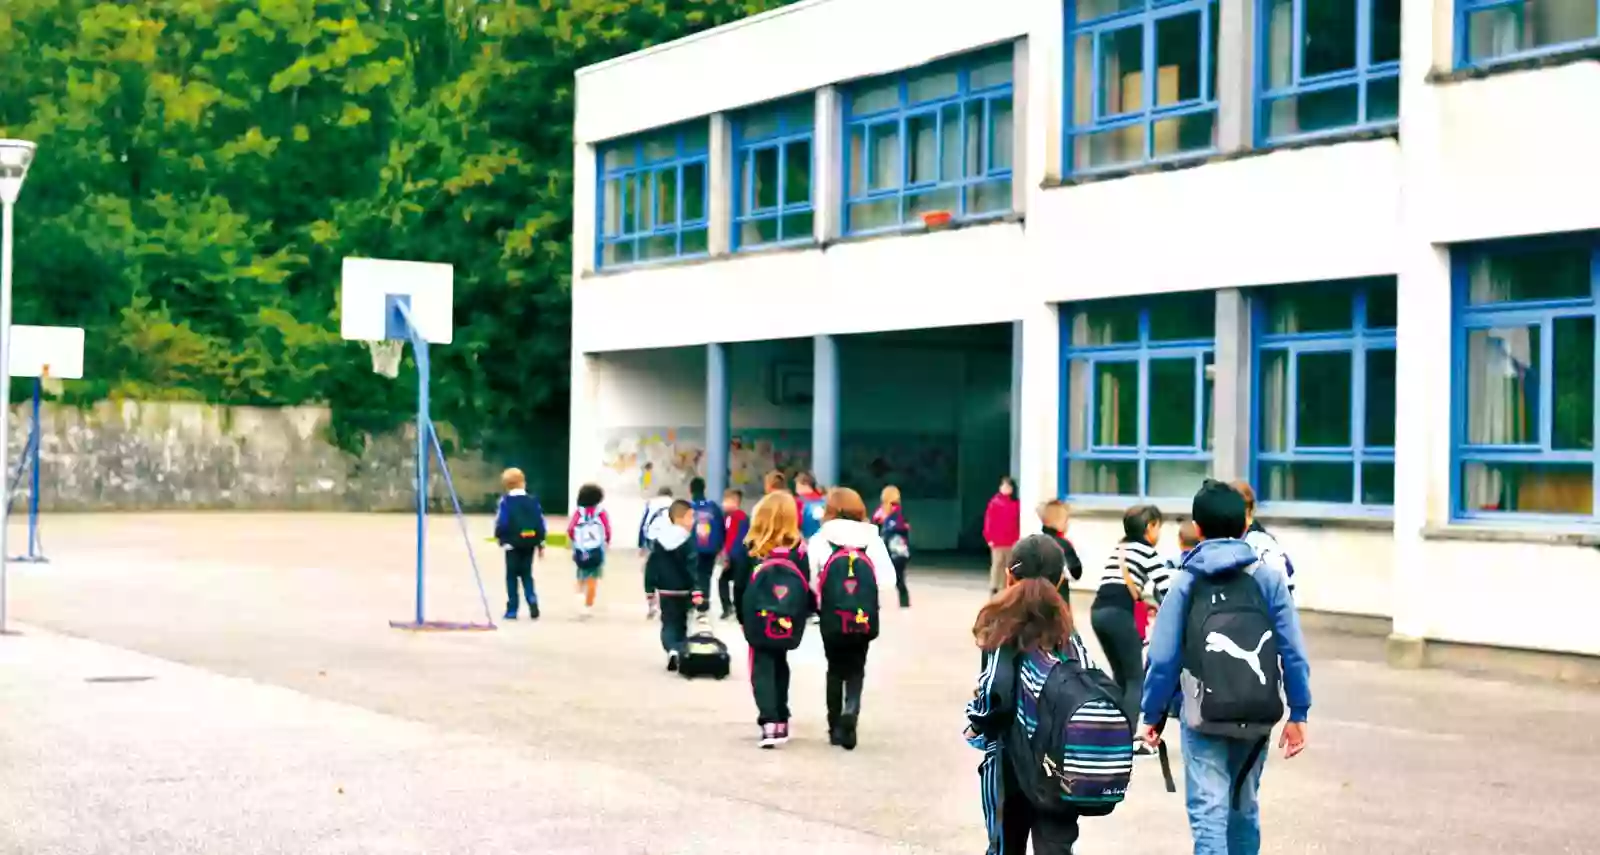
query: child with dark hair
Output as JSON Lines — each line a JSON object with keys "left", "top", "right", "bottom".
{"left": 687, "top": 476, "right": 725, "bottom": 615}
{"left": 717, "top": 488, "right": 750, "bottom": 621}
{"left": 644, "top": 499, "right": 698, "bottom": 671}
{"left": 567, "top": 483, "right": 611, "bottom": 618}
{"left": 966, "top": 534, "right": 1097, "bottom": 855}
{"left": 638, "top": 486, "right": 674, "bottom": 619}
{"left": 982, "top": 476, "right": 1022, "bottom": 594}
{"left": 1090, "top": 503, "right": 1170, "bottom": 757}
{"left": 794, "top": 472, "right": 826, "bottom": 539}
{"left": 1232, "top": 480, "right": 1297, "bottom": 596}
{"left": 493, "top": 468, "right": 546, "bottom": 621}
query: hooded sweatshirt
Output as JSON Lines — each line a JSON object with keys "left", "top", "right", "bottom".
{"left": 1140, "top": 538, "right": 1312, "bottom": 726}
{"left": 643, "top": 524, "right": 696, "bottom": 595}
{"left": 806, "top": 518, "right": 898, "bottom": 601}
{"left": 1244, "top": 520, "right": 1296, "bottom": 594}
{"left": 982, "top": 494, "right": 1021, "bottom": 548}
{"left": 637, "top": 495, "right": 675, "bottom": 549}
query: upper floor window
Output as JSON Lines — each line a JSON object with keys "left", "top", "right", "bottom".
{"left": 734, "top": 99, "right": 815, "bottom": 250}
{"left": 597, "top": 123, "right": 709, "bottom": 268}
{"left": 842, "top": 46, "right": 1015, "bottom": 235}
{"left": 1455, "top": 237, "right": 1598, "bottom": 520}
{"left": 1253, "top": 278, "right": 1397, "bottom": 510}
{"left": 1062, "top": 292, "right": 1216, "bottom": 499}
{"left": 1067, "top": 0, "right": 1219, "bottom": 174}
{"left": 1459, "top": 0, "right": 1600, "bottom": 67}
{"left": 1259, "top": 0, "right": 1401, "bottom": 144}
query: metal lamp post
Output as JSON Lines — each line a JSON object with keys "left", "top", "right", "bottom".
{"left": 0, "top": 139, "right": 36, "bottom": 635}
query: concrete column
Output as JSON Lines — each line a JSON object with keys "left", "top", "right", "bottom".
{"left": 812, "top": 334, "right": 840, "bottom": 486}
{"left": 1017, "top": 303, "right": 1062, "bottom": 519}
{"left": 1216, "top": 0, "right": 1258, "bottom": 152}
{"left": 708, "top": 114, "right": 733, "bottom": 255}
{"left": 1010, "top": 320, "right": 1024, "bottom": 477}
{"left": 814, "top": 86, "right": 842, "bottom": 244}
{"left": 1011, "top": 38, "right": 1030, "bottom": 216}
{"left": 572, "top": 142, "right": 598, "bottom": 275}
{"left": 1389, "top": 0, "right": 1456, "bottom": 647}
{"left": 705, "top": 342, "right": 731, "bottom": 499}
{"left": 567, "top": 351, "right": 601, "bottom": 510}
{"left": 1212, "top": 288, "right": 1252, "bottom": 483}
{"left": 1026, "top": 0, "right": 1065, "bottom": 185}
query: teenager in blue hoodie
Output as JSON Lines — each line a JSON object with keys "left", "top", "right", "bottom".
{"left": 1140, "top": 480, "right": 1310, "bottom": 855}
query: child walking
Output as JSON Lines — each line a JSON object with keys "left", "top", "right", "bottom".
{"left": 732, "top": 491, "right": 811, "bottom": 748}
{"left": 717, "top": 488, "right": 750, "bottom": 621}
{"left": 807, "top": 487, "right": 896, "bottom": 750}
{"left": 567, "top": 483, "right": 612, "bottom": 618}
{"left": 638, "top": 486, "right": 674, "bottom": 619}
{"left": 493, "top": 468, "right": 546, "bottom": 620}
{"left": 872, "top": 485, "right": 912, "bottom": 608}
{"left": 687, "top": 477, "right": 725, "bottom": 616}
{"left": 1037, "top": 499, "right": 1084, "bottom": 600}
{"left": 1089, "top": 504, "right": 1171, "bottom": 757}
{"left": 966, "top": 534, "right": 1097, "bottom": 854}
{"left": 983, "top": 476, "right": 1022, "bottom": 594}
{"left": 643, "top": 499, "right": 698, "bottom": 671}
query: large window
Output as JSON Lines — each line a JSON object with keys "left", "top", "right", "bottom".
{"left": 1067, "top": 0, "right": 1219, "bottom": 174}
{"left": 1459, "top": 0, "right": 1600, "bottom": 67}
{"left": 842, "top": 46, "right": 1015, "bottom": 234}
{"left": 1258, "top": 0, "right": 1401, "bottom": 144}
{"left": 1062, "top": 293, "right": 1216, "bottom": 499}
{"left": 597, "top": 123, "right": 709, "bottom": 268}
{"left": 1253, "top": 278, "right": 1398, "bottom": 509}
{"left": 734, "top": 99, "right": 814, "bottom": 250}
{"left": 1455, "top": 238, "right": 1599, "bottom": 520}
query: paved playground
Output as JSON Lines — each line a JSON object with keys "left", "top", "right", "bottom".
{"left": 1, "top": 513, "right": 1596, "bottom": 854}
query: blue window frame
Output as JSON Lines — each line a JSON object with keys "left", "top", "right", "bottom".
{"left": 733, "top": 98, "right": 815, "bottom": 250}
{"left": 1066, "top": 0, "right": 1219, "bottom": 174}
{"left": 1257, "top": 0, "right": 1401, "bottom": 144}
{"left": 596, "top": 123, "right": 710, "bottom": 268}
{"left": 1252, "top": 278, "right": 1398, "bottom": 511}
{"left": 1457, "top": 0, "right": 1600, "bottom": 67}
{"left": 842, "top": 46, "right": 1014, "bottom": 235}
{"left": 1452, "top": 236, "right": 1600, "bottom": 521}
{"left": 1061, "top": 292, "right": 1216, "bottom": 499}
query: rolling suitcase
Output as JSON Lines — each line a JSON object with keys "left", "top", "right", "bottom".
{"left": 679, "top": 629, "right": 731, "bottom": 680}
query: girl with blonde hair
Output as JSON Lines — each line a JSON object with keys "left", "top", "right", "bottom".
{"left": 732, "top": 491, "right": 811, "bottom": 748}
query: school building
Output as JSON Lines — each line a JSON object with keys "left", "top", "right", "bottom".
{"left": 568, "top": 0, "right": 1600, "bottom": 664}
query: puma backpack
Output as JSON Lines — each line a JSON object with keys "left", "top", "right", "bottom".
{"left": 1180, "top": 568, "right": 1285, "bottom": 739}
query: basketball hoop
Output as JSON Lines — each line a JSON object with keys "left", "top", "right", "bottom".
{"left": 366, "top": 339, "right": 404, "bottom": 378}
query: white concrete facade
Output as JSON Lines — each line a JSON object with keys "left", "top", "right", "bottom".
{"left": 571, "top": 0, "right": 1600, "bottom": 658}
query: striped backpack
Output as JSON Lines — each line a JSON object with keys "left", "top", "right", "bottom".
{"left": 1003, "top": 648, "right": 1134, "bottom": 817}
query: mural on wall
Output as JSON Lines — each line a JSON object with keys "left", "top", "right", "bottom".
{"left": 599, "top": 427, "right": 956, "bottom": 504}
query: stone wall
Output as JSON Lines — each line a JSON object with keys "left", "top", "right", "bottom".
{"left": 4, "top": 401, "right": 561, "bottom": 512}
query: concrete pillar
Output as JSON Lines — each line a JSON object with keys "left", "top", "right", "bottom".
{"left": 572, "top": 142, "right": 598, "bottom": 275}
{"left": 1216, "top": 0, "right": 1258, "bottom": 152}
{"left": 812, "top": 334, "right": 840, "bottom": 486}
{"left": 1011, "top": 38, "right": 1030, "bottom": 216}
{"left": 708, "top": 114, "right": 733, "bottom": 255}
{"left": 1212, "top": 288, "right": 1252, "bottom": 483}
{"left": 1010, "top": 320, "right": 1024, "bottom": 477}
{"left": 1017, "top": 303, "right": 1062, "bottom": 519}
{"left": 1389, "top": 0, "right": 1456, "bottom": 643}
{"left": 705, "top": 342, "right": 730, "bottom": 499}
{"left": 567, "top": 351, "right": 601, "bottom": 510}
{"left": 1025, "top": 0, "right": 1065, "bottom": 185}
{"left": 814, "top": 86, "right": 842, "bottom": 243}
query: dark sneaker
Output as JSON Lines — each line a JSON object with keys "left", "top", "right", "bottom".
{"left": 720, "top": 606, "right": 735, "bottom": 621}
{"left": 840, "top": 715, "right": 858, "bottom": 751}
{"left": 1133, "top": 742, "right": 1159, "bottom": 759}
{"left": 759, "top": 723, "right": 778, "bottom": 749}
{"left": 527, "top": 604, "right": 540, "bottom": 620}
{"left": 666, "top": 651, "right": 680, "bottom": 673}
{"left": 774, "top": 722, "right": 790, "bottom": 746}
{"left": 502, "top": 612, "right": 517, "bottom": 621}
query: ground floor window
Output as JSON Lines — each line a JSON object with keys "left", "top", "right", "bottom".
{"left": 1061, "top": 292, "right": 1216, "bottom": 498}
{"left": 1454, "top": 235, "right": 1599, "bottom": 520}
{"left": 1253, "top": 277, "right": 1397, "bottom": 509}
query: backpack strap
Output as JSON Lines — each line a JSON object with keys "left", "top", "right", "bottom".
{"left": 1230, "top": 735, "right": 1270, "bottom": 810}
{"left": 1119, "top": 545, "right": 1141, "bottom": 603}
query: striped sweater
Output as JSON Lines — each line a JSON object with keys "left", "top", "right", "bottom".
{"left": 1093, "top": 540, "right": 1173, "bottom": 607}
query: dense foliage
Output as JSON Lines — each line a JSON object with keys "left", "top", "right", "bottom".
{"left": 0, "top": 0, "right": 790, "bottom": 450}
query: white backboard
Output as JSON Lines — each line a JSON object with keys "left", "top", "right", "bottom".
{"left": 340, "top": 257, "right": 454, "bottom": 344}
{"left": 10, "top": 325, "right": 85, "bottom": 379}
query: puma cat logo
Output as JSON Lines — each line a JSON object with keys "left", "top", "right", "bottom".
{"left": 1205, "top": 631, "right": 1273, "bottom": 685}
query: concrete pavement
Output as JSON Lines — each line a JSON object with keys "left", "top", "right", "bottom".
{"left": 1, "top": 513, "right": 1597, "bottom": 854}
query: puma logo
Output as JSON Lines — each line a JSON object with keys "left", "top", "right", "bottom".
{"left": 1205, "top": 631, "right": 1273, "bottom": 685}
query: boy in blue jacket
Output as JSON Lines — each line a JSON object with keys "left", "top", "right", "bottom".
{"left": 493, "top": 468, "right": 547, "bottom": 620}
{"left": 1140, "top": 479, "right": 1310, "bottom": 855}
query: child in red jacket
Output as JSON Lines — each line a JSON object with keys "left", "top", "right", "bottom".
{"left": 717, "top": 488, "right": 750, "bottom": 620}
{"left": 981, "top": 476, "right": 1021, "bottom": 594}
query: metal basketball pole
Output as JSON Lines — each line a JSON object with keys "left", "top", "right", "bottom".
{"left": 24, "top": 377, "right": 42, "bottom": 561}
{"left": 394, "top": 299, "right": 430, "bottom": 627}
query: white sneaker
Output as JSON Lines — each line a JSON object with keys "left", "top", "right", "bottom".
{"left": 1133, "top": 742, "right": 1159, "bottom": 758}
{"left": 759, "top": 723, "right": 778, "bottom": 749}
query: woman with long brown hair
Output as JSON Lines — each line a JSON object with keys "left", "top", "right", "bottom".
{"left": 965, "top": 534, "right": 1095, "bottom": 855}
{"left": 731, "top": 491, "right": 810, "bottom": 749}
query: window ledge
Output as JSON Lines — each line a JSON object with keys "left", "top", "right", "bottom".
{"left": 1256, "top": 507, "right": 1393, "bottom": 532}
{"left": 1066, "top": 497, "right": 1193, "bottom": 521}
{"left": 1041, "top": 126, "right": 1399, "bottom": 191}
{"left": 1066, "top": 497, "right": 1394, "bottom": 532}
{"left": 826, "top": 212, "right": 1024, "bottom": 249}
{"left": 1429, "top": 45, "right": 1600, "bottom": 86}
{"left": 1422, "top": 523, "right": 1600, "bottom": 548}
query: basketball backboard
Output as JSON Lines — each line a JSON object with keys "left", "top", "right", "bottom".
{"left": 9, "top": 325, "right": 84, "bottom": 379}
{"left": 340, "top": 257, "right": 453, "bottom": 345}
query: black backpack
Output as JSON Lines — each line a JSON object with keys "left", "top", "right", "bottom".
{"left": 506, "top": 498, "right": 544, "bottom": 550}
{"left": 817, "top": 544, "right": 880, "bottom": 641}
{"left": 1180, "top": 568, "right": 1285, "bottom": 737}
{"left": 1002, "top": 648, "right": 1133, "bottom": 817}
{"left": 742, "top": 552, "right": 810, "bottom": 651}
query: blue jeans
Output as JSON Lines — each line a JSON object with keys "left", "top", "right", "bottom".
{"left": 1181, "top": 726, "right": 1266, "bottom": 855}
